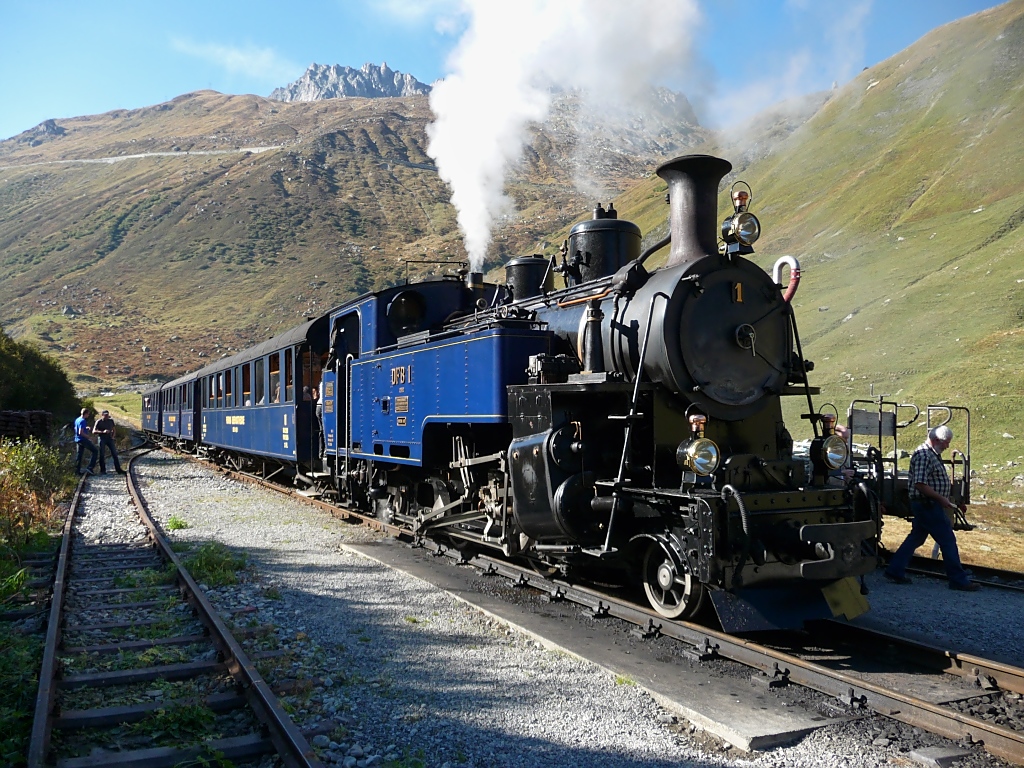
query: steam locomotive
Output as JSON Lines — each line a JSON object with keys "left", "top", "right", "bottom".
{"left": 143, "top": 154, "right": 879, "bottom": 632}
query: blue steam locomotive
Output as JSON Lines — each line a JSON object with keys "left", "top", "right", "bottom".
{"left": 143, "top": 154, "right": 878, "bottom": 632}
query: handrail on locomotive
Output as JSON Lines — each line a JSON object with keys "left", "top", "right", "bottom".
{"left": 840, "top": 397, "right": 972, "bottom": 529}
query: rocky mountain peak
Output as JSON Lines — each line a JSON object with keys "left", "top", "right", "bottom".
{"left": 270, "top": 62, "right": 432, "bottom": 101}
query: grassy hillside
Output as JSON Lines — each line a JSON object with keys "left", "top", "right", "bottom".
{"left": 0, "top": 90, "right": 703, "bottom": 387}
{"left": 608, "top": 1, "right": 1024, "bottom": 499}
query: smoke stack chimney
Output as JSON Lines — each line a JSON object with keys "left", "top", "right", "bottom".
{"left": 656, "top": 155, "right": 732, "bottom": 268}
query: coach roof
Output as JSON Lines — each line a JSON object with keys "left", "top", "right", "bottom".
{"left": 190, "top": 315, "right": 331, "bottom": 379}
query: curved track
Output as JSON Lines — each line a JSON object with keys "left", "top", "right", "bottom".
{"left": 27, "top": 449, "right": 322, "bottom": 768}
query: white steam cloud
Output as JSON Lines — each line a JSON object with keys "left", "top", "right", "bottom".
{"left": 426, "top": 0, "right": 701, "bottom": 271}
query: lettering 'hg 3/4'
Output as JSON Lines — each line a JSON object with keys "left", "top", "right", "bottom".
{"left": 144, "top": 154, "right": 901, "bottom": 632}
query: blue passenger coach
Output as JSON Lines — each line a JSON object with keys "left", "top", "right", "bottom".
{"left": 195, "top": 317, "right": 330, "bottom": 467}
{"left": 160, "top": 372, "right": 199, "bottom": 445}
{"left": 141, "top": 385, "right": 162, "bottom": 435}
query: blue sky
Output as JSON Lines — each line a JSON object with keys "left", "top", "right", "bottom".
{"left": 0, "top": 0, "right": 1006, "bottom": 141}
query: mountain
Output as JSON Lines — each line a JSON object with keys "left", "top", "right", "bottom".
{"left": 270, "top": 62, "right": 432, "bottom": 101}
{"left": 0, "top": 85, "right": 703, "bottom": 386}
{"left": 4, "top": 0, "right": 1022, "bottom": 479}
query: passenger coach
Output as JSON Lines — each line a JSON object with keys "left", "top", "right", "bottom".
{"left": 193, "top": 317, "right": 330, "bottom": 473}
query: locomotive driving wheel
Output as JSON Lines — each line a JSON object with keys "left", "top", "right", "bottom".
{"left": 641, "top": 540, "right": 706, "bottom": 620}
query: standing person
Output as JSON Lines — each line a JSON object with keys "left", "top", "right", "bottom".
{"left": 74, "top": 408, "right": 98, "bottom": 475}
{"left": 884, "top": 426, "right": 978, "bottom": 591}
{"left": 93, "top": 409, "right": 126, "bottom": 475}
{"left": 313, "top": 384, "right": 325, "bottom": 460}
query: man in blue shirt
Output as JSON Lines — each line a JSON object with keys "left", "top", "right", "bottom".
{"left": 74, "top": 408, "right": 98, "bottom": 475}
{"left": 884, "top": 426, "right": 977, "bottom": 591}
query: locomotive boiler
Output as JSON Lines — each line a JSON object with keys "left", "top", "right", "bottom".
{"left": 146, "top": 154, "right": 880, "bottom": 632}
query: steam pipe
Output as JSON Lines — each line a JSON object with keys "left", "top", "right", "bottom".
{"left": 772, "top": 256, "right": 801, "bottom": 303}
{"left": 656, "top": 155, "right": 733, "bottom": 269}
{"left": 637, "top": 234, "right": 671, "bottom": 266}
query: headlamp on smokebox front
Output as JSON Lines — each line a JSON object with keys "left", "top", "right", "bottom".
{"left": 810, "top": 410, "right": 849, "bottom": 477}
{"left": 677, "top": 412, "right": 720, "bottom": 480}
{"left": 720, "top": 181, "right": 759, "bottom": 255}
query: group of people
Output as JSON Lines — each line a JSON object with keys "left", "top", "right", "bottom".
{"left": 74, "top": 408, "right": 125, "bottom": 475}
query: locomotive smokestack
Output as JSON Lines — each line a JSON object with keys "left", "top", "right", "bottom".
{"left": 657, "top": 155, "right": 733, "bottom": 269}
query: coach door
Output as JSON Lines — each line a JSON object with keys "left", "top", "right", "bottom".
{"left": 322, "top": 313, "right": 360, "bottom": 462}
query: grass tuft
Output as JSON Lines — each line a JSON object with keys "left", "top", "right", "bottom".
{"left": 183, "top": 542, "right": 246, "bottom": 587}
{"left": 167, "top": 515, "right": 190, "bottom": 531}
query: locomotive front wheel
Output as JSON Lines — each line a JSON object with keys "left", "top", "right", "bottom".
{"left": 641, "top": 542, "right": 705, "bottom": 620}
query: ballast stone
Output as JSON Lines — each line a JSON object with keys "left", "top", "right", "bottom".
{"left": 909, "top": 745, "right": 973, "bottom": 767}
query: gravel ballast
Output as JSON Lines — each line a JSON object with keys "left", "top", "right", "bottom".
{"left": 132, "top": 451, "right": 1018, "bottom": 767}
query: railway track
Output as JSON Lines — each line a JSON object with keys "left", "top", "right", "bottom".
{"left": 26, "top": 450, "right": 322, "bottom": 768}
{"left": 196, "top": 453, "right": 1024, "bottom": 765}
{"left": 903, "top": 554, "right": 1024, "bottom": 592}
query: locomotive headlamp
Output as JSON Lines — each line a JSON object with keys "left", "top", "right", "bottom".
{"left": 677, "top": 437, "right": 721, "bottom": 476}
{"left": 721, "top": 211, "right": 761, "bottom": 246}
{"left": 820, "top": 434, "right": 849, "bottom": 471}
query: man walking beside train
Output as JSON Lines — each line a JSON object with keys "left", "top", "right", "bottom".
{"left": 884, "top": 425, "right": 978, "bottom": 591}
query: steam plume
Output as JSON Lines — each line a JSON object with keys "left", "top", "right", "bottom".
{"left": 426, "top": 0, "right": 701, "bottom": 271}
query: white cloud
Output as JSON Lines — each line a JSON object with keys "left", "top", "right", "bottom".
{"left": 170, "top": 37, "right": 300, "bottom": 84}
{"left": 371, "top": 0, "right": 465, "bottom": 33}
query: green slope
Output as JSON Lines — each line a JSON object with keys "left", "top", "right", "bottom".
{"left": 610, "top": 0, "right": 1024, "bottom": 485}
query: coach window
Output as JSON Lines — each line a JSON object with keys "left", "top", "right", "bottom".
{"left": 225, "top": 368, "right": 234, "bottom": 407}
{"left": 207, "top": 376, "right": 214, "bottom": 408}
{"left": 255, "top": 358, "right": 266, "bottom": 405}
{"left": 242, "top": 363, "right": 252, "bottom": 406}
{"left": 269, "top": 353, "right": 281, "bottom": 404}
{"left": 284, "top": 348, "right": 294, "bottom": 403}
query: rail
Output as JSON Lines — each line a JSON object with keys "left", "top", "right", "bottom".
{"left": 26, "top": 450, "right": 323, "bottom": 767}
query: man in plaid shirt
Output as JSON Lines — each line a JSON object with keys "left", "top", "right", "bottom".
{"left": 884, "top": 425, "right": 977, "bottom": 590}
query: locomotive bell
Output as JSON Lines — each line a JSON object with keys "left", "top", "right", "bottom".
{"left": 657, "top": 155, "right": 732, "bottom": 268}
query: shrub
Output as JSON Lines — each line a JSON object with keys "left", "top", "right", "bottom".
{"left": 0, "top": 438, "right": 76, "bottom": 550}
{"left": 0, "top": 329, "right": 80, "bottom": 422}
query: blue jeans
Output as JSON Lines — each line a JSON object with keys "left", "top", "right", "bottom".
{"left": 887, "top": 499, "right": 971, "bottom": 586}
{"left": 98, "top": 435, "right": 122, "bottom": 473}
{"left": 75, "top": 439, "right": 98, "bottom": 472}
